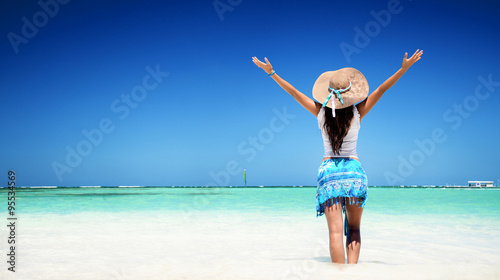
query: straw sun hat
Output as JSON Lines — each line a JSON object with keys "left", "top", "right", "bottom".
{"left": 312, "top": 68, "right": 369, "bottom": 115}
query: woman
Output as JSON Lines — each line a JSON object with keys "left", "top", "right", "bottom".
{"left": 252, "top": 50, "right": 423, "bottom": 264}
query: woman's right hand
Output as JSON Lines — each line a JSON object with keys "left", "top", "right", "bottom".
{"left": 252, "top": 56, "right": 273, "bottom": 75}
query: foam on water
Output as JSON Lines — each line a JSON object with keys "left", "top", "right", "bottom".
{"left": 0, "top": 187, "right": 499, "bottom": 279}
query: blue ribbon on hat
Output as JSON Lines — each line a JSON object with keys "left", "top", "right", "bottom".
{"left": 322, "top": 82, "right": 351, "bottom": 117}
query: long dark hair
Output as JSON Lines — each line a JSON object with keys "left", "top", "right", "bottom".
{"left": 318, "top": 103, "right": 354, "bottom": 155}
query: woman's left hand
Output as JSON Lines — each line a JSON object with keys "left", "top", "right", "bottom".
{"left": 252, "top": 56, "right": 273, "bottom": 75}
{"left": 402, "top": 49, "right": 423, "bottom": 70}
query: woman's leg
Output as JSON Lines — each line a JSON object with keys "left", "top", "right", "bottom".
{"left": 324, "top": 199, "right": 345, "bottom": 264}
{"left": 344, "top": 198, "right": 364, "bottom": 264}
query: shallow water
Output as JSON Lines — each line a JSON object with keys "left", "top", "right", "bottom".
{"left": 0, "top": 187, "right": 499, "bottom": 279}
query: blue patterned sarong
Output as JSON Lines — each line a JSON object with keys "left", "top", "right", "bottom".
{"left": 316, "top": 158, "right": 367, "bottom": 217}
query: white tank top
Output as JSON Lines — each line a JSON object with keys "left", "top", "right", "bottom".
{"left": 317, "top": 105, "right": 360, "bottom": 158}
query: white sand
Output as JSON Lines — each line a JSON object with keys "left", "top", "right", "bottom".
{"left": 0, "top": 210, "right": 499, "bottom": 279}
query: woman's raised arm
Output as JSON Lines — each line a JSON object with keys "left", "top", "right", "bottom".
{"left": 252, "top": 57, "right": 320, "bottom": 116}
{"left": 356, "top": 49, "right": 423, "bottom": 120}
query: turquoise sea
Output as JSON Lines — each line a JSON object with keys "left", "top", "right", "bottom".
{"left": 1, "top": 186, "right": 499, "bottom": 279}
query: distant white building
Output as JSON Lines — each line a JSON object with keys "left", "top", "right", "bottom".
{"left": 468, "top": 181, "right": 494, "bottom": 187}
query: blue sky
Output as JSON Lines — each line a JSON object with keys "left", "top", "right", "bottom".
{"left": 1, "top": 0, "right": 499, "bottom": 187}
